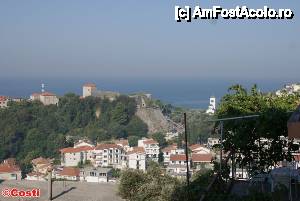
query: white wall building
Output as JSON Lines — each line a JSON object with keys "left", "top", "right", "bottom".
{"left": 93, "top": 144, "right": 127, "bottom": 169}
{"left": 127, "top": 147, "right": 146, "bottom": 171}
{"left": 207, "top": 138, "right": 220, "bottom": 148}
{"left": 138, "top": 138, "right": 159, "bottom": 162}
{"left": 80, "top": 167, "right": 112, "bottom": 183}
{"left": 60, "top": 146, "right": 94, "bottom": 167}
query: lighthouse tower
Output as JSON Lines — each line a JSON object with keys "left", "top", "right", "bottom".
{"left": 206, "top": 96, "right": 216, "bottom": 114}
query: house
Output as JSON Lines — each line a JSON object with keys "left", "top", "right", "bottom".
{"left": 0, "top": 96, "right": 9, "bottom": 108}
{"left": 127, "top": 147, "right": 146, "bottom": 171}
{"left": 56, "top": 167, "right": 80, "bottom": 181}
{"left": 288, "top": 105, "right": 300, "bottom": 139}
{"left": 191, "top": 154, "right": 213, "bottom": 170}
{"left": 26, "top": 172, "right": 46, "bottom": 181}
{"left": 60, "top": 146, "right": 94, "bottom": 167}
{"left": 167, "top": 154, "right": 191, "bottom": 177}
{"left": 207, "top": 138, "right": 220, "bottom": 148}
{"left": 189, "top": 144, "right": 211, "bottom": 154}
{"left": 31, "top": 157, "right": 53, "bottom": 174}
{"left": 30, "top": 92, "right": 59, "bottom": 105}
{"left": 80, "top": 167, "right": 112, "bottom": 183}
{"left": 162, "top": 144, "right": 185, "bottom": 166}
{"left": 138, "top": 138, "right": 159, "bottom": 162}
{"left": 0, "top": 158, "right": 21, "bottom": 181}
{"left": 93, "top": 144, "right": 127, "bottom": 169}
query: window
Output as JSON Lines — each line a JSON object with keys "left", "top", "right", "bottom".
{"left": 90, "top": 172, "right": 96, "bottom": 176}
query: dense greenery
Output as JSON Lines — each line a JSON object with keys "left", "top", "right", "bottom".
{"left": 0, "top": 94, "right": 148, "bottom": 173}
{"left": 217, "top": 84, "right": 300, "bottom": 174}
{"left": 119, "top": 166, "right": 216, "bottom": 201}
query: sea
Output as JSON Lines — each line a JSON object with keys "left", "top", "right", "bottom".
{"left": 0, "top": 77, "right": 297, "bottom": 109}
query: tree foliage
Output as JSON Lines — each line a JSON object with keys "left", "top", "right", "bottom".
{"left": 0, "top": 94, "right": 148, "bottom": 174}
{"left": 217, "top": 84, "right": 300, "bottom": 173}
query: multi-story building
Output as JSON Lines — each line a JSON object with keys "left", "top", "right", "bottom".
{"left": 167, "top": 154, "right": 191, "bottom": 177}
{"left": 138, "top": 138, "right": 159, "bottom": 162}
{"left": 93, "top": 144, "right": 126, "bottom": 169}
{"left": 162, "top": 144, "right": 185, "bottom": 166}
{"left": 0, "top": 96, "right": 9, "bottom": 108}
{"left": 127, "top": 147, "right": 146, "bottom": 171}
{"left": 60, "top": 146, "right": 94, "bottom": 167}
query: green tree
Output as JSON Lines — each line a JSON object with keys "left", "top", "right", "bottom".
{"left": 128, "top": 136, "right": 140, "bottom": 147}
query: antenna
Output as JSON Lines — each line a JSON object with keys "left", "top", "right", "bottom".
{"left": 41, "top": 83, "right": 45, "bottom": 93}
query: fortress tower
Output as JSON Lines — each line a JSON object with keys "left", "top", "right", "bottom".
{"left": 83, "top": 83, "right": 97, "bottom": 98}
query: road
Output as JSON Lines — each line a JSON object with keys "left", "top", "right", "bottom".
{"left": 0, "top": 180, "right": 123, "bottom": 201}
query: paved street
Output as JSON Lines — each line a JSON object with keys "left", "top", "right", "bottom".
{"left": 0, "top": 180, "right": 123, "bottom": 201}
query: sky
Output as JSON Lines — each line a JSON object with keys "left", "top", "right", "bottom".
{"left": 0, "top": 0, "right": 299, "bottom": 81}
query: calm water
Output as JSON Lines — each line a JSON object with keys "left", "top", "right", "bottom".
{"left": 0, "top": 77, "right": 297, "bottom": 109}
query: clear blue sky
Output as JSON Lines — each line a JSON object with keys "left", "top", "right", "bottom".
{"left": 0, "top": 0, "right": 299, "bottom": 80}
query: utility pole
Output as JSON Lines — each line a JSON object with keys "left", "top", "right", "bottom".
{"left": 184, "top": 113, "right": 190, "bottom": 186}
{"left": 219, "top": 121, "right": 223, "bottom": 177}
{"left": 47, "top": 169, "right": 52, "bottom": 201}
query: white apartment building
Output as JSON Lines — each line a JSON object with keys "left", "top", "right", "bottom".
{"left": 138, "top": 138, "right": 159, "bottom": 162}
{"left": 93, "top": 144, "right": 127, "bottom": 169}
{"left": 162, "top": 144, "right": 185, "bottom": 165}
{"left": 127, "top": 147, "right": 146, "bottom": 171}
{"left": 167, "top": 154, "right": 191, "bottom": 177}
{"left": 60, "top": 146, "right": 94, "bottom": 167}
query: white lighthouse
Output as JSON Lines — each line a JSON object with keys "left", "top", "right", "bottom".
{"left": 206, "top": 96, "right": 216, "bottom": 114}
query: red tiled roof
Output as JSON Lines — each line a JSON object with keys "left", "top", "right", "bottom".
{"left": 127, "top": 147, "right": 145, "bottom": 155}
{"left": 59, "top": 167, "right": 80, "bottom": 177}
{"left": 0, "top": 164, "right": 20, "bottom": 173}
{"left": 0, "top": 96, "right": 8, "bottom": 101}
{"left": 191, "top": 154, "right": 213, "bottom": 162}
{"left": 143, "top": 139, "right": 158, "bottom": 145}
{"left": 95, "top": 144, "right": 122, "bottom": 150}
{"left": 60, "top": 146, "right": 94, "bottom": 153}
{"left": 40, "top": 92, "right": 56, "bottom": 96}
{"left": 83, "top": 83, "right": 96, "bottom": 87}
{"left": 170, "top": 154, "right": 188, "bottom": 161}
